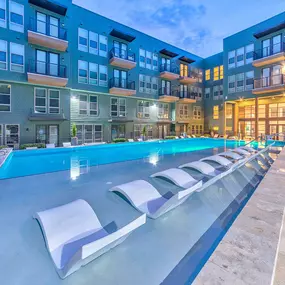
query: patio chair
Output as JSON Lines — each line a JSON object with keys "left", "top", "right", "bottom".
{"left": 179, "top": 161, "right": 222, "bottom": 176}
{"left": 34, "top": 199, "right": 146, "bottom": 279}
{"left": 213, "top": 134, "right": 219, "bottom": 138}
{"left": 63, "top": 142, "right": 72, "bottom": 148}
{"left": 110, "top": 179, "right": 199, "bottom": 219}
{"left": 128, "top": 139, "right": 134, "bottom": 142}
{"left": 46, "top": 143, "right": 55, "bottom": 149}
{"left": 151, "top": 168, "right": 203, "bottom": 189}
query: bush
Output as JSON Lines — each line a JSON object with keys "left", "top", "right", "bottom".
{"left": 20, "top": 143, "right": 46, "bottom": 150}
{"left": 113, "top": 138, "right": 127, "bottom": 143}
{"left": 165, "top": 136, "right": 177, "bottom": 140}
{"left": 203, "top": 134, "right": 211, "bottom": 138}
{"left": 0, "top": 145, "right": 8, "bottom": 149}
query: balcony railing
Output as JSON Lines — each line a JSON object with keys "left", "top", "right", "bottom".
{"left": 179, "top": 91, "right": 196, "bottom": 100}
{"left": 159, "top": 87, "right": 179, "bottom": 97}
{"left": 253, "top": 42, "right": 285, "bottom": 60}
{"left": 109, "top": 47, "right": 136, "bottom": 62}
{"left": 28, "top": 60, "right": 67, "bottom": 78}
{"left": 160, "top": 63, "right": 179, "bottom": 74}
{"left": 109, "top": 78, "right": 136, "bottom": 90}
{"left": 254, "top": 74, "right": 285, "bottom": 89}
{"left": 29, "top": 17, "right": 67, "bottom": 40}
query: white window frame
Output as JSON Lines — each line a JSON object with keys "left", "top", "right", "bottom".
{"left": 78, "top": 60, "right": 88, "bottom": 84}
{"left": 89, "top": 95, "right": 98, "bottom": 116}
{"left": 79, "top": 94, "right": 88, "bottom": 115}
{"left": 236, "top": 72, "right": 244, "bottom": 92}
{"left": 236, "top": 47, "right": 245, "bottom": 67}
{"left": 205, "top": 87, "right": 210, "bottom": 99}
{"left": 152, "top": 53, "right": 158, "bottom": 71}
{"left": 146, "top": 51, "right": 152, "bottom": 70}
{"left": 99, "top": 35, "right": 107, "bottom": 57}
{"left": 158, "top": 103, "right": 169, "bottom": 119}
{"left": 9, "top": 0, "right": 24, "bottom": 33}
{"left": 5, "top": 123, "right": 20, "bottom": 146}
{"left": 0, "top": 83, "right": 11, "bottom": 112}
{"left": 228, "top": 75, "right": 235, "bottom": 93}
{"left": 48, "top": 89, "right": 60, "bottom": 114}
{"left": 139, "top": 74, "right": 145, "bottom": 93}
{"left": 78, "top": 27, "right": 88, "bottom": 52}
{"left": 228, "top": 50, "right": 235, "bottom": 69}
{"left": 110, "top": 97, "right": 126, "bottom": 117}
{"left": 99, "top": 64, "right": 107, "bottom": 87}
{"left": 0, "top": 40, "right": 7, "bottom": 70}
{"left": 145, "top": 75, "right": 151, "bottom": 94}
{"left": 193, "top": 106, "right": 201, "bottom": 119}
{"left": 137, "top": 100, "right": 150, "bottom": 119}
{"left": 245, "top": 70, "right": 254, "bottom": 90}
{"left": 10, "top": 42, "right": 24, "bottom": 73}
{"left": 34, "top": 88, "right": 47, "bottom": 114}
{"left": 93, "top": 124, "right": 103, "bottom": 142}
{"left": 245, "top": 44, "right": 254, "bottom": 64}
{"left": 89, "top": 62, "right": 98, "bottom": 85}
{"left": 151, "top": 77, "right": 158, "bottom": 95}
{"left": 89, "top": 31, "right": 98, "bottom": 55}
{"left": 139, "top": 49, "right": 146, "bottom": 68}
{"left": 0, "top": 0, "right": 6, "bottom": 28}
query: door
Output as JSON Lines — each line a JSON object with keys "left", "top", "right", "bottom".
{"left": 84, "top": 125, "right": 93, "bottom": 143}
{"left": 36, "top": 125, "right": 47, "bottom": 143}
{"left": 114, "top": 41, "right": 127, "bottom": 59}
{"left": 5, "top": 124, "right": 20, "bottom": 146}
{"left": 273, "top": 34, "right": 281, "bottom": 54}
{"left": 262, "top": 68, "right": 270, "bottom": 87}
{"left": 272, "top": 65, "right": 281, "bottom": 85}
{"left": 114, "top": 69, "right": 127, "bottom": 88}
{"left": 49, "top": 16, "right": 59, "bottom": 38}
{"left": 180, "top": 63, "right": 188, "bottom": 77}
{"left": 36, "top": 50, "right": 47, "bottom": 74}
{"left": 158, "top": 125, "right": 163, "bottom": 139}
{"left": 162, "top": 58, "right": 170, "bottom": 71}
{"left": 111, "top": 124, "right": 125, "bottom": 140}
{"left": 162, "top": 80, "right": 171, "bottom": 95}
{"left": 49, "top": 125, "right": 58, "bottom": 145}
{"left": 49, "top": 52, "right": 59, "bottom": 76}
{"left": 278, "top": 125, "right": 285, "bottom": 141}
{"left": 180, "top": 84, "right": 187, "bottom": 98}
{"left": 36, "top": 12, "right": 47, "bottom": 34}
{"left": 163, "top": 125, "right": 168, "bottom": 137}
{"left": 262, "top": 39, "right": 270, "bottom": 57}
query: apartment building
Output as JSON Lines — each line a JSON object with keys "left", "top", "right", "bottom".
{"left": 0, "top": 0, "right": 284, "bottom": 147}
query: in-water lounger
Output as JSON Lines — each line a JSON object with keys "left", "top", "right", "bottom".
{"left": 34, "top": 199, "right": 146, "bottom": 279}
{"left": 179, "top": 161, "right": 222, "bottom": 176}
{"left": 218, "top": 151, "right": 243, "bottom": 161}
{"left": 230, "top": 148, "right": 251, "bottom": 156}
{"left": 239, "top": 146, "right": 257, "bottom": 153}
{"left": 110, "top": 179, "right": 201, "bottom": 219}
{"left": 151, "top": 168, "right": 202, "bottom": 189}
{"left": 200, "top": 155, "right": 233, "bottom": 167}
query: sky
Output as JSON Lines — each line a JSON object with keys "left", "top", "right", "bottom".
{"left": 73, "top": 0, "right": 285, "bottom": 58}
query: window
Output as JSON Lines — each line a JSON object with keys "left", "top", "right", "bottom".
{"left": 78, "top": 94, "right": 99, "bottom": 117}
{"left": 158, "top": 103, "right": 169, "bottom": 119}
{"left": 228, "top": 75, "right": 235, "bottom": 93}
{"left": 258, "top": 104, "right": 266, "bottom": 118}
{"left": 89, "top": 31, "right": 98, "bottom": 55}
{"left": 0, "top": 39, "right": 7, "bottom": 70}
{"left": 179, "top": 104, "right": 188, "bottom": 118}
{"left": 89, "top": 63, "right": 98, "bottom": 85}
{"left": 139, "top": 49, "right": 145, "bottom": 68}
{"left": 49, "top": 16, "right": 59, "bottom": 38}
{"left": 213, "top": 85, "right": 219, "bottom": 100}
{"left": 226, "top": 104, "right": 233, "bottom": 119}
{"left": 245, "top": 71, "right": 254, "bottom": 90}
{"left": 145, "top": 75, "right": 151, "bottom": 94}
{"left": 151, "top": 77, "right": 158, "bottom": 95}
{"left": 0, "top": 0, "right": 6, "bottom": 28}
{"left": 228, "top": 50, "right": 235, "bottom": 69}
{"left": 76, "top": 124, "right": 102, "bottom": 144}
{"left": 94, "top": 125, "right": 103, "bottom": 141}
{"left": 245, "top": 44, "right": 254, "bottom": 64}
{"left": 205, "top": 87, "right": 210, "bottom": 99}
{"left": 78, "top": 28, "right": 88, "bottom": 52}
{"left": 99, "top": 35, "right": 107, "bottom": 57}
{"left": 213, "top": 67, "right": 219, "bottom": 81}
{"left": 236, "top": 73, "right": 244, "bottom": 92}
{"left": 79, "top": 94, "right": 88, "bottom": 115}
{"left": 213, "top": 105, "right": 219, "bottom": 119}
{"left": 99, "top": 65, "right": 107, "bottom": 87}
{"left": 152, "top": 53, "right": 158, "bottom": 71}
{"left": 193, "top": 106, "right": 201, "bottom": 119}
{"left": 89, "top": 95, "right": 98, "bottom": 116}
{"left": 180, "top": 63, "right": 188, "bottom": 77}
{"left": 9, "top": 1, "right": 24, "bottom": 33}
{"left": 137, "top": 100, "right": 150, "bottom": 118}
{"left": 236, "top": 47, "right": 244, "bottom": 67}
{"left": 35, "top": 88, "right": 47, "bottom": 113}
{"left": 0, "top": 124, "right": 2, "bottom": 145}
{"left": 78, "top": 60, "right": 88, "bottom": 84}
{"left": 134, "top": 124, "right": 153, "bottom": 139}
{"left": 111, "top": 97, "right": 126, "bottom": 117}
{"left": 245, "top": 105, "right": 255, "bottom": 118}
{"left": 269, "top": 103, "right": 285, "bottom": 118}
{"left": 219, "top": 85, "right": 223, "bottom": 98}
{"left": 10, "top": 42, "right": 24, "bottom": 72}
{"left": 146, "top": 51, "right": 152, "bottom": 69}
{"left": 220, "top": 65, "right": 224, "bottom": 79}
{"left": 5, "top": 124, "right": 19, "bottom": 146}
{"left": 48, "top": 90, "right": 60, "bottom": 114}
{"left": 0, "top": 83, "right": 10, "bottom": 112}
{"left": 213, "top": 126, "right": 219, "bottom": 131}
{"left": 139, "top": 74, "right": 145, "bottom": 93}
{"left": 205, "top": 69, "right": 210, "bottom": 80}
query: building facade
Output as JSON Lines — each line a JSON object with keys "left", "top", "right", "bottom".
{"left": 0, "top": 0, "right": 284, "bottom": 147}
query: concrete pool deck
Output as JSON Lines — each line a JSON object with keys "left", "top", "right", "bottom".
{"left": 193, "top": 147, "right": 285, "bottom": 285}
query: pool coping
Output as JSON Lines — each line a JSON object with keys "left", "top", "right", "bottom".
{"left": 0, "top": 148, "right": 13, "bottom": 168}
{"left": 193, "top": 147, "right": 285, "bottom": 285}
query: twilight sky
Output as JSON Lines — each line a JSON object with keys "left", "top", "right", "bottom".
{"left": 73, "top": 0, "right": 285, "bottom": 58}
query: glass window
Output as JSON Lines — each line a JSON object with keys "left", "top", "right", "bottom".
{"left": 228, "top": 75, "right": 235, "bottom": 93}
{"left": 213, "top": 85, "right": 219, "bottom": 100}
{"left": 111, "top": 97, "right": 126, "bottom": 117}
{"left": 139, "top": 49, "right": 145, "bottom": 68}
{"left": 151, "top": 77, "right": 158, "bottom": 94}
{"left": 89, "top": 95, "right": 98, "bottom": 116}
{"left": 152, "top": 53, "right": 158, "bottom": 71}
{"left": 5, "top": 124, "right": 19, "bottom": 146}
{"left": 228, "top": 50, "right": 235, "bottom": 69}
{"left": 89, "top": 31, "right": 98, "bottom": 55}
{"left": 213, "top": 105, "right": 219, "bottom": 119}
{"left": 236, "top": 73, "right": 244, "bottom": 92}
{"left": 205, "top": 87, "right": 210, "bottom": 99}
{"left": 205, "top": 69, "right": 210, "bottom": 80}
{"left": 79, "top": 94, "right": 88, "bottom": 115}
{"left": 0, "top": 39, "right": 7, "bottom": 70}
{"left": 94, "top": 124, "right": 103, "bottom": 142}
{"left": 180, "top": 63, "right": 188, "bottom": 77}
{"left": 99, "top": 65, "right": 107, "bottom": 87}
{"left": 35, "top": 88, "right": 47, "bottom": 113}
{"left": 145, "top": 75, "right": 151, "bottom": 94}
{"left": 220, "top": 65, "right": 224, "bottom": 79}
{"left": 179, "top": 104, "right": 188, "bottom": 118}
{"left": 236, "top": 47, "right": 244, "bottom": 67}
{"left": 273, "top": 34, "right": 282, "bottom": 54}
{"left": 78, "top": 60, "right": 88, "bottom": 84}
{"left": 10, "top": 42, "right": 24, "bottom": 72}
{"left": 9, "top": 1, "right": 24, "bottom": 33}
{"left": 226, "top": 104, "right": 233, "bottom": 119}
{"left": 78, "top": 28, "right": 88, "bottom": 52}
{"left": 49, "top": 16, "right": 59, "bottom": 38}
{"left": 213, "top": 67, "right": 219, "bottom": 81}
{"left": 139, "top": 74, "right": 145, "bottom": 93}
{"left": 99, "top": 35, "right": 107, "bottom": 57}
{"left": 0, "top": 83, "right": 10, "bottom": 112}
{"left": 158, "top": 103, "right": 169, "bottom": 119}
{"left": 193, "top": 106, "right": 201, "bottom": 119}
{"left": 258, "top": 104, "right": 266, "bottom": 118}
{"left": 89, "top": 62, "right": 98, "bottom": 85}
{"left": 245, "top": 71, "right": 254, "bottom": 90}
{"left": 48, "top": 90, "right": 60, "bottom": 114}
{"left": 245, "top": 44, "right": 254, "bottom": 64}
{"left": 0, "top": 0, "right": 6, "bottom": 28}
{"left": 137, "top": 100, "right": 150, "bottom": 118}
{"left": 241, "top": 105, "right": 255, "bottom": 118}
{"left": 219, "top": 85, "right": 223, "bottom": 97}
{"left": 146, "top": 51, "right": 152, "bottom": 69}
{"left": 36, "top": 12, "right": 46, "bottom": 34}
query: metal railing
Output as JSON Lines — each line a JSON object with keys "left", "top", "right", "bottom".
{"left": 160, "top": 63, "right": 179, "bottom": 74}
{"left": 179, "top": 91, "right": 196, "bottom": 100}
{"left": 28, "top": 60, "right": 67, "bottom": 78}
{"left": 253, "top": 42, "right": 285, "bottom": 60}
{"left": 159, "top": 87, "right": 179, "bottom": 97}
{"left": 254, "top": 74, "right": 285, "bottom": 89}
{"left": 109, "top": 47, "right": 136, "bottom": 62}
{"left": 29, "top": 17, "right": 67, "bottom": 40}
{"left": 109, "top": 78, "right": 136, "bottom": 90}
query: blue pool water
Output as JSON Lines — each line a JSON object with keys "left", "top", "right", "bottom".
{"left": 0, "top": 138, "right": 244, "bottom": 179}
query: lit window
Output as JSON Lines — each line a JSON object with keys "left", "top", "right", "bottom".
{"left": 205, "top": 69, "right": 210, "bottom": 80}
{"left": 9, "top": 1, "right": 24, "bottom": 33}
{"left": 180, "top": 63, "right": 188, "bottom": 77}
{"left": 258, "top": 104, "right": 266, "bottom": 118}
{"left": 193, "top": 106, "right": 201, "bottom": 119}
{"left": 220, "top": 65, "right": 224, "bottom": 79}
{"left": 213, "top": 105, "right": 219, "bottom": 119}
{"left": 226, "top": 104, "right": 232, "bottom": 119}
{"left": 158, "top": 103, "right": 169, "bottom": 119}
{"left": 213, "top": 126, "right": 219, "bottom": 131}
{"left": 213, "top": 67, "right": 219, "bottom": 81}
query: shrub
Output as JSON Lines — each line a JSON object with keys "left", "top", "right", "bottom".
{"left": 113, "top": 138, "right": 127, "bottom": 143}
{"left": 20, "top": 143, "right": 45, "bottom": 150}
{"left": 72, "top": 123, "right": 77, "bottom": 137}
{"left": 165, "top": 136, "right": 177, "bottom": 140}
{"left": 0, "top": 145, "right": 8, "bottom": 149}
{"left": 203, "top": 134, "right": 210, "bottom": 138}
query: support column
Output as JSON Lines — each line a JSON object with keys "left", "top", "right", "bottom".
{"left": 223, "top": 101, "right": 227, "bottom": 137}
{"left": 255, "top": 97, "right": 259, "bottom": 140}
{"left": 234, "top": 102, "right": 239, "bottom": 136}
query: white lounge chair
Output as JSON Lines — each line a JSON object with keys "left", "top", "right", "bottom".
{"left": 34, "top": 199, "right": 146, "bottom": 279}
{"left": 179, "top": 161, "right": 221, "bottom": 176}
{"left": 137, "top": 138, "right": 143, "bottom": 142}
{"left": 151, "top": 168, "right": 203, "bottom": 189}
{"left": 46, "top": 143, "right": 55, "bottom": 149}
{"left": 26, "top": 147, "right": 38, "bottom": 150}
{"left": 192, "top": 135, "right": 196, "bottom": 138}
{"left": 231, "top": 148, "right": 251, "bottom": 156}
{"left": 213, "top": 134, "right": 219, "bottom": 138}
{"left": 200, "top": 155, "right": 233, "bottom": 167}
{"left": 128, "top": 139, "right": 134, "bottom": 142}
{"left": 110, "top": 180, "right": 199, "bottom": 219}
{"left": 180, "top": 136, "right": 185, "bottom": 139}
{"left": 239, "top": 146, "right": 257, "bottom": 153}
{"left": 218, "top": 151, "right": 243, "bottom": 160}
{"left": 63, "top": 142, "right": 72, "bottom": 148}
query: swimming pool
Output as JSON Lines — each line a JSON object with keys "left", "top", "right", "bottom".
{"left": 0, "top": 138, "right": 245, "bottom": 179}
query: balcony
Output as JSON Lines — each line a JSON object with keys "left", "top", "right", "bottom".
{"left": 179, "top": 91, "right": 196, "bottom": 103}
{"left": 179, "top": 72, "right": 197, "bottom": 84}
{"left": 159, "top": 64, "right": 179, "bottom": 80}
{"left": 253, "top": 42, "right": 285, "bottom": 67}
{"left": 252, "top": 74, "right": 285, "bottom": 95}
{"left": 27, "top": 60, "right": 68, "bottom": 87}
{"left": 28, "top": 18, "right": 68, "bottom": 52}
{"left": 159, "top": 88, "right": 179, "bottom": 102}
{"left": 109, "top": 48, "right": 136, "bottom": 70}
{"left": 109, "top": 78, "right": 136, "bottom": 96}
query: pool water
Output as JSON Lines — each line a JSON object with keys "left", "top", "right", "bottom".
{"left": 0, "top": 138, "right": 244, "bottom": 180}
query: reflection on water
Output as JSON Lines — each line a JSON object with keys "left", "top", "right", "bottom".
{"left": 70, "top": 157, "right": 90, "bottom": 180}
{"left": 148, "top": 153, "right": 160, "bottom": 166}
